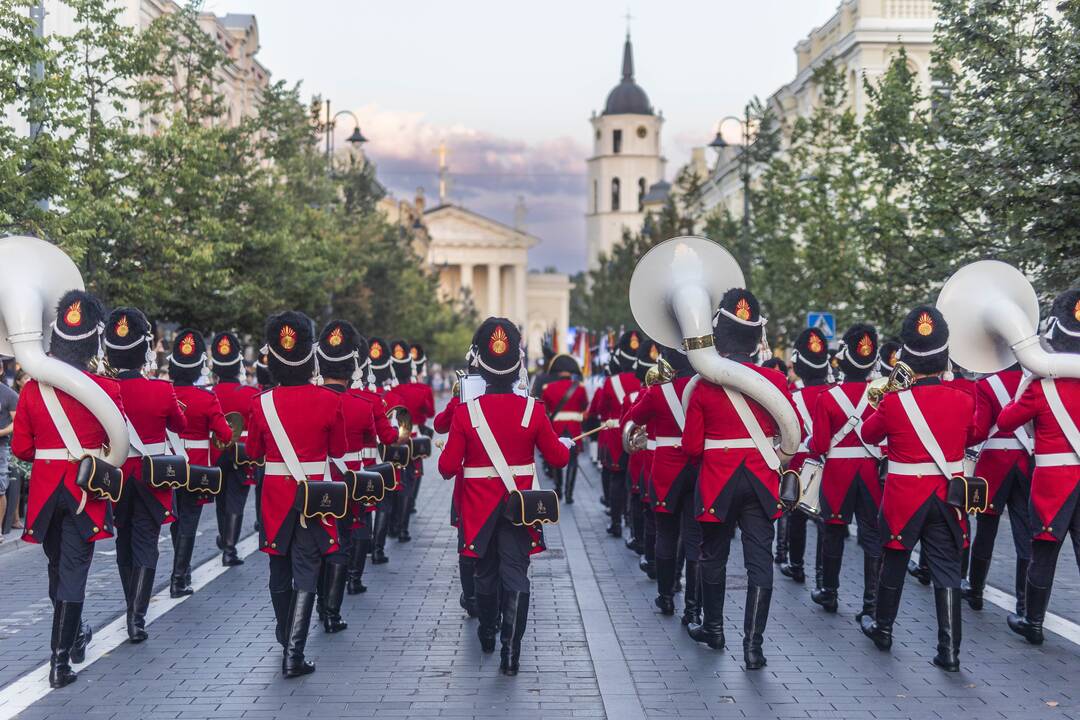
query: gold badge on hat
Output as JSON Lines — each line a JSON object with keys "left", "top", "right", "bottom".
{"left": 328, "top": 327, "right": 344, "bottom": 347}
{"left": 279, "top": 325, "right": 296, "bottom": 351}
{"left": 857, "top": 334, "right": 874, "bottom": 357}
{"left": 410, "top": 346, "right": 419, "bottom": 360}
{"left": 1074, "top": 299, "right": 1080, "bottom": 323}
{"left": 735, "top": 298, "right": 752, "bottom": 321}
{"left": 489, "top": 326, "right": 509, "bottom": 356}
{"left": 393, "top": 344, "right": 406, "bottom": 360}
{"left": 64, "top": 301, "right": 82, "bottom": 326}
{"left": 649, "top": 344, "right": 659, "bottom": 361}
{"left": 370, "top": 342, "right": 383, "bottom": 360}
{"left": 917, "top": 312, "right": 934, "bottom": 337}
{"left": 179, "top": 333, "right": 196, "bottom": 356}
{"left": 217, "top": 336, "right": 232, "bottom": 356}
{"left": 808, "top": 333, "right": 823, "bottom": 354}
{"left": 115, "top": 316, "right": 129, "bottom": 338}
{"left": 629, "top": 332, "right": 640, "bottom": 351}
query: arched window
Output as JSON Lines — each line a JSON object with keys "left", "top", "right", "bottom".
{"left": 593, "top": 180, "right": 599, "bottom": 213}
{"left": 638, "top": 178, "right": 647, "bottom": 211}
{"left": 613, "top": 129, "right": 623, "bottom": 154}
{"left": 611, "top": 178, "right": 621, "bottom": 211}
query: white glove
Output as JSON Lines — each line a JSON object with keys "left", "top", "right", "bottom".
{"left": 559, "top": 437, "right": 575, "bottom": 450}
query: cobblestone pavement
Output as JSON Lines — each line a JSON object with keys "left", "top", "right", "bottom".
{"left": 0, "top": 427, "right": 1077, "bottom": 720}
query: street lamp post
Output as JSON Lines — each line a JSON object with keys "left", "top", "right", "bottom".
{"left": 709, "top": 107, "right": 757, "bottom": 237}
{"left": 323, "top": 99, "right": 369, "bottom": 174}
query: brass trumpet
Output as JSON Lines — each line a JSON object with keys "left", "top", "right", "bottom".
{"left": 451, "top": 369, "right": 466, "bottom": 399}
{"left": 867, "top": 360, "right": 915, "bottom": 409}
{"left": 386, "top": 405, "right": 413, "bottom": 444}
{"left": 644, "top": 356, "right": 675, "bottom": 387}
{"left": 212, "top": 411, "right": 245, "bottom": 450}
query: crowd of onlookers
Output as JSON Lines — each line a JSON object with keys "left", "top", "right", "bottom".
{"left": 1, "top": 358, "right": 29, "bottom": 543}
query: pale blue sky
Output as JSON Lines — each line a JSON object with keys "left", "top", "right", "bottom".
{"left": 215, "top": 0, "right": 841, "bottom": 272}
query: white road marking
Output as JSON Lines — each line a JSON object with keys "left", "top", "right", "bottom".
{"left": 0, "top": 534, "right": 259, "bottom": 720}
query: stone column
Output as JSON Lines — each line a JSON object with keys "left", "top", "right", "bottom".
{"left": 459, "top": 263, "right": 473, "bottom": 294}
{"left": 514, "top": 263, "right": 527, "bottom": 327}
{"left": 487, "top": 263, "right": 501, "bottom": 316}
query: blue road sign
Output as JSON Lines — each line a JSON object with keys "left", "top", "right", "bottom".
{"left": 807, "top": 311, "right": 836, "bottom": 340}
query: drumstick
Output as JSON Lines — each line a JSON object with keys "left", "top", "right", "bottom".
{"left": 571, "top": 426, "right": 605, "bottom": 442}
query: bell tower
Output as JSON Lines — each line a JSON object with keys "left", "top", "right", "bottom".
{"left": 585, "top": 32, "right": 665, "bottom": 273}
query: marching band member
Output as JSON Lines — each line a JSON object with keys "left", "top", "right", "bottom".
{"left": 384, "top": 338, "right": 435, "bottom": 543}
{"left": 595, "top": 331, "right": 642, "bottom": 538}
{"left": 210, "top": 331, "right": 258, "bottom": 567}
{"left": 252, "top": 350, "right": 274, "bottom": 535}
{"left": 410, "top": 343, "right": 428, "bottom": 380}
{"left": 963, "top": 361, "right": 1032, "bottom": 613}
{"left": 245, "top": 311, "right": 347, "bottom": 678}
{"left": 540, "top": 354, "right": 588, "bottom": 503}
{"left": 438, "top": 318, "right": 571, "bottom": 675}
{"left": 997, "top": 290, "right": 1080, "bottom": 645}
{"left": 629, "top": 346, "right": 701, "bottom": 624}
{"left": 681, "top": 289, "right": 799, "bottom": 669}
{"left": 808, "top": 325, "right": 882, "bottom": 619}
{"left": 366, "top": 336, "right": 396, "bottom": 565}
{"left": 317, "top": 321, "right": 391, "bottom": 631}
{"left": 434, "top": 362, "right": 474, "bottom": 616}
{"left": 12, "top": 291, "right": 122, "bottom": 687}
{"left": 859, "top": 306, "right": 986, "bottom": 672}
{"left": 167, "top": 329, "right": 232, "bottom": 598}
{"left": 105, "top": 308, "right": 186, "bottom": 643}
{"left": 779, "top": 328, "right": 833, "bottom": 585}
{"left": 346, "top": 332, "right": 397, "bottom": 593}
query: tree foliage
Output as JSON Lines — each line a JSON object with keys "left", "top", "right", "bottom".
{"left": 0, "top": 0, "right": 472, "bottom": 364}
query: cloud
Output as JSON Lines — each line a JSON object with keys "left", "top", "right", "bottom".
{"left": 341, "top": 105, "right": 588, "bottom": 273}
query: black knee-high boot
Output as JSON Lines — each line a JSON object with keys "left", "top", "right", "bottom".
{"left": 282, "top": 590, "right": 316, "bottom": 678}
{"left": 861, "top": 578, "right": 903, "bottom": 650}
{"left": 743, "top": 586, "right": 771, "bottom": 670}
{"left": 932, "top": 587, "right": 961, "bottom": 672}
{"left": 681, "top": 560, "right": 702, "bottom": 626}
{"left": 774, "top": 514, "right": 789, "bottom": 565}
{"left": 371, "top": 506, "right": 390, "bottom": 564}
{"left": 855, "top": 554, "right": 880, "bottom": 623}
{"left": 564, "top": 455, "right": 578, "bottom": 504}
{"left": 169, "top": 535, "right": 195, "bottom": 598}
{"left": 49, "top": 601, "right": 82, "bottom": 689}
{"left": 499, "top": 591, "right": 530, "bottom": 676}
{"left": 654, "top": 557, "right": 676, "bottom": 615}
{"left": 476, "top": 592, "right": 499, "bottom": 653}
{"left": 270, "top": 589, "right": 292, "bottom": 647}
{"left": 321, "top": 563, "right": 349, "bottom": 633}
{"left": 687, "top": 572, "right": 726, "bottom": 649}
{"left": 347, "top": 537, "right": 369, "bottom": 594}
{"left": 221, "top": 513, "right": 244, "bottom": 566}
{"left": 1008, "top": 580, "right": 1049, "bottom": 645}
{"left": 128, "top": 567, "right": 154, "bottom": 643}
{"left": 600, "top": 468, "right": 611, "bottom": 507}
{"left": 459, "top": 556, "right": 478, "bottom": 617}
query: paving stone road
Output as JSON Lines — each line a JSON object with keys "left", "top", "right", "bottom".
{"left": 0, "top": 408, "right": 1077, "bottom": 720}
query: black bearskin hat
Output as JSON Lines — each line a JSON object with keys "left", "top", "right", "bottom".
{"left": 50, "top": 290, "right": 105, "bottom": 369}
{"left": 263, "top": 311, "right": 315, "bottom": 387}
{"left": 762, "top": 357, "right": 788, "bottom": 375}
{"left": 548, "top": 353, "right": 581, "bottom": 376}
{"left": 317, "top": 319, "right": 360, "bottom": 381}
{"left": 635, "top": 337, "right": 659, "bottom": 381}
{"left": 104, "top": 307, "right": 151, "bottom": 371}
{"left": 389, "top": 338, "right": 412, "bottom": 383}
{"left": 1047, "top": 289, "right": 1080, "bottom": 354}
{"left": 614, "top": 329, "right": 642, "bottom": 372}
{"left": 367, "top": 336, "right": 393, "bottom": 386}
{"left": 792, "top": 327, "right": 829, "bottom": 381}
{"left": 472, "top": 317, "right": 521, "bottom": 384}
{"left": 661, "top": 346, "right": 693, "bottom": 376}
{"left": 878, "top": 340, "right": 901, "bottom": 374}
{"left": 712, "top": 288, "right": 765, "bottom": 355}
{"left": 254, "top": 349, "right": 273, "bottom": 388}
{"left": 899, "top": 306, "right": 949, "bottom": 374}
{"left": 169, "top": 328, "right": 207, "bottom": 386}
{"left": 210, "top": 331, "right": 243, "bottom": 381}
{"left": 410, "top": 343, "right": 427, "bottom": 372}
{"left": 837, "top": 323, "right": 878, "bottom": 380}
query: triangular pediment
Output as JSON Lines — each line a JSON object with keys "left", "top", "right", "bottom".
{"left": 423, "top": 204, "right": 539, "bottom": 250}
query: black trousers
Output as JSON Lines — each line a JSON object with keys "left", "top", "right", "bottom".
{"left": 699, "top": 473, "right": 774, "bottom": 588}
{"left": 1027, "top": 499, "right": 1080, "bottom": 588}
{"left": 267, "top": 520, "right": 325, "bottom": 593}
{"left": 655, "top": 468, "right": 702, "bottom": 562}
{"left": 474, "top": 514, "right": 532, "bottom": 595}
{"left": 880, "top": 500, "right": 962, "bottom": 589}
{"left": 787, "top": 511, "right": 809, "bottom": 565}
{"left": 971, "top": 475, "right": 1032, "bottom": 563}
{"left": 114, "top": 484, "right": 163, "bottom": 570}
{"left": 43, "top": 501, "right": 95, "bottom": 603}
{"left": 822, "top": 476, "right": 881, "bottom": 566}
{"left": 173, "top": 489, "right": 203, "bottom": 539}
{"left": 323, "top": 517, "right": 353, "bottom": 566}
{"left": 390, "top": 465, "right": 416, "bottom": 532}
{"left": 216, "top": 467, "right": 250, "bottom": 518}
{"left": 609, "top": 466, "right": 628, "bottom": 526}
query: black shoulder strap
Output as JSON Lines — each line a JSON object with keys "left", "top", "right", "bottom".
{"left": 548, "top": 382, "right": 580, "bottom": 419}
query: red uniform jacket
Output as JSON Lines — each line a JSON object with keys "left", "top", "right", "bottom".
{"left": 973, "top": 369, "right": 1033, "bottom": 515}
{"left": 173, "top": 384, "right": 231, "bottom": 505}
{"left": 681, "top": 362, "right": 799, "bottom": 523}
{"left": 594, "top": 372, "right": 641, "bottom": 470}
{"left": 541, "top": 377, "right": 588, "bottom": 447}
{"left": 434, "top": 396, "right": 463, "bottom": 527}
{"left": 12, "top": 373, "right": 125, "bottom": 544}
{"left": 438, "top": 393, "right": 569, "bottom": 558}
{"left": 862, "top": 379, "right": 986, "bottom": 550}
{"left": 621, "top": 387, "right": 652, "bottom": 494}
{"left": 998, "top": 377, "right": 1080, "bottom": 542}
{"left": 808, "top": 381, "right": 882, "bottom": 524}
{"left": 116, "top": 373, "right": 187, "bottom": 525}
{"left": 789, "top": 381, "right": 832, "bottom": 475}
{"left": 246, "top": 385, "right": 347, "bottom": 556}
{"left": 629, "top": 376, "right": 694, "bottom": 514}
{"left": 211, "top": 381, "right": 260, "bottom": 481}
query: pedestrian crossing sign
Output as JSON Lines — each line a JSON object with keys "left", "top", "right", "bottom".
{"left": 806, "top": 311, "right": 836, "bottom": 340}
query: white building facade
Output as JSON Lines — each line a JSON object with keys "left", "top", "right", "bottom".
{"left": 585, "top": 34, "right": 666, "bottom": 272}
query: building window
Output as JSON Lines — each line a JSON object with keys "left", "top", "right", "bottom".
{"left": 593, "top": 180, "right": 599, "bottom": 213}
{"left": 638, "top": 178, "right": 647, "bottom": 211}
{"left": 611, "top": 178, "right": 621, "bottom": 211}
{"left": 613, "top": 129, "right": 622, "bottom": 154}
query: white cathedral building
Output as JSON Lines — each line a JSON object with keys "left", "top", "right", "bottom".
{"left": 585, "top": 33, "right": 666, "bottom": 272}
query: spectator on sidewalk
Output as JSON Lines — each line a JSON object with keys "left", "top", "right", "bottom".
{"left": 0, "top": 368, "right": 19, "bottom": 541}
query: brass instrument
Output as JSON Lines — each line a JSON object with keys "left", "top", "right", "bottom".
{"left": 866, "top": 360, "right": 915, "bottom": 409}
{"left": 386, "top": 405, "right": 413, "bottom": 444}
{"left": 451, "top": 369, "right": 466, "bottom": 399}
{"left": 212, "top": 411, "right": 245, "bottom": 450}
{"left": 644, "top": 356, "right": 675, "bottom": 387}
{"left": 622, "top": 421, "right": 648, "bottom": 454}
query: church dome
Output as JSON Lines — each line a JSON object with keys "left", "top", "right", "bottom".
{"left": 603, "top": 35, "right": 653, "bottom": 116}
